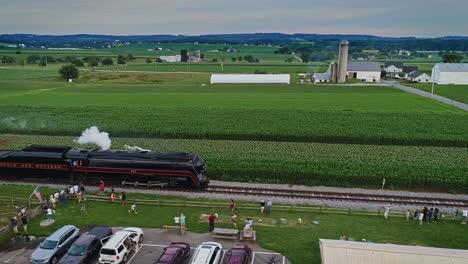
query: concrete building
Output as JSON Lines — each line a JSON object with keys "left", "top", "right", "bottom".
{"left": 432, "top": 63, "right": 468, "bottom": 84}
{"left": 347, "top": 62, "right": 381, "bottom": 82}
{"left": 408, "top": 71, "right": 431, "bottom": 83}
{"left": 210, "top": 74, "right": 290, "bottom": 84}
{"left": 320, "top": 239, "right": 468, "bottom": 264}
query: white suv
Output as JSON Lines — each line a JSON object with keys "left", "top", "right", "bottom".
{"left": 190, "top": 242, "right": 223, "bottom": 264}
{"left": 98, "top": 228, "right": 144, "bottom": 264}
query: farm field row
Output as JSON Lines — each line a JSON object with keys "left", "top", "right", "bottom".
{"left": 2, "top": 185, "right": 468, "bottom": 264}
{"left": 1, "top": 134, "right": 467, "bottom": 192}
{"left": 406, "top": 83, "right": 468, "bottom": 104}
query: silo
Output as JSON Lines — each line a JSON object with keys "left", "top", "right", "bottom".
{"left": 337, "top": 40, "right": 349, "bottom": 83}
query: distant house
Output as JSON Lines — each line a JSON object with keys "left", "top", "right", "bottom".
{"left": 408, "top": 71, "right": 431, "bottom": 83}
{"left": 347, "top": 62, "right": 381, "bottom": 82}
{"left": 432, "top": 63, "right": 468, "bottom": 84}
{"left": 362, "top": 49, "right": 380, "bottom": 54}
{"left": 227, "top": 47, "right": 237, "bottom": 53}
{"left": 384, "top": 62, "right": 403, "bottom": 78}
{"left": 398, "top": 50, "right": 411, "bottom": 56}
{"left": 403, "top": 66, "right": 418, "bottom": 75}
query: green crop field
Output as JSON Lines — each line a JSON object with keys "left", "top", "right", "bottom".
{"left": 0, "top": 65, "right": 467, "bottom": 191}
{"left": 406, "top": 83, "right": 468, "bottom": 104}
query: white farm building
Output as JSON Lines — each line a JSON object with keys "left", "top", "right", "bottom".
{"left": 210, "top": 74, "right": 290, "bottom": 84}
{"left": 346, "top": 62, "right": 381, "bottom": 82}
{"left": 432, "top": 63, "right": 468, "bottom": 84}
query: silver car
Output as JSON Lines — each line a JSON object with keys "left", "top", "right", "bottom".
{"left": 31, "top": 225, "right": 80, "bottom": 264}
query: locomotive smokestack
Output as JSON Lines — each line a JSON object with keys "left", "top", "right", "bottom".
{"left": 337, "top": 40, "right": 349, "bottom": 83}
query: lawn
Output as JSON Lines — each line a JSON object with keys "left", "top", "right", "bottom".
{"left": 0, "top": 185, "right": 467, "bottom": 264}
{"left": 406, "top": 83, "right": 468, "bottom": 104}
{"left": 1, "top": 134, "right": 467, "bottom": 192}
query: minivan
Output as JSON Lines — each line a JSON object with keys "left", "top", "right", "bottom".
{"left": 31, "top": 225, "right": 80, "bottom": 264}
{"left": 190, "top": 242, "right": 223, "bottom": 264}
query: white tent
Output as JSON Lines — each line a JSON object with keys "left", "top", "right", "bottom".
{"left": 210, "top": 74, "right": 290, "bottom": 84}
{"left": 432, "top": 63, "right": 468, "bottom": 84}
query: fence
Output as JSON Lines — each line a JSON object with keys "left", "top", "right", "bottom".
{"left": 0, "top": 203, "right": 42, "bottom": 239}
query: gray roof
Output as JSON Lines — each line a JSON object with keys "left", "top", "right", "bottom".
{"left": 403, "top": 66, "right": 418, "bottom": 73}
{"left": 347, "top": 62, "right": 381, "bottom": 72}
{"left": 409, "top": 71, "right": 429, "bottom": 78}
{"left": 313, "top": 72, "right": 331, "bottom": 80}
{"left": 385, "top": 62, "right": 403, "bottom": 69}
{"left": 434, "top": 63, "right": 468, "bottom": 72}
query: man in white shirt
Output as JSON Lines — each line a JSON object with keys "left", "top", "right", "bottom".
{"left": 462, "top": 208, "right": 468, "bottom": 224}
{"left": 174, "top": 215, "right": 180, "bottom": 226}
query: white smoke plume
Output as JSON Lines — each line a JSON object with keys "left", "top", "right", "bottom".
{"left": 124, "top": 145, "right": 151, "bottom": 152}
{"left": 75, "top": 126, "right": 112, "bottom": 150}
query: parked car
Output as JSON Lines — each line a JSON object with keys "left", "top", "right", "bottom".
{"left": 224, "top": 244, "right": 253, "bottom": 264}
{"left": 31, "top": 225, "right": 80, "bottom": 264}
{"left": 190, "top": 242, "right": 223, "bottom": 264}
{"left": 99, "top": 228, "right": 144, "bottom": 264}
{"left": 59, "top": 225, "right": 113, "bottom": 264}
{"left": 154, "top": 242, "right": 191, "bottom": 264}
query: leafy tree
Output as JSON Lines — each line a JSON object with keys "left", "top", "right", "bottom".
{"left": 301, "top": 52, "right": 311, "bottom": 63}
{"left": 59, "top": 64, "right": 79, "bottom": 80}
{"left": 71, "top": 58, "right": 84, "bottom": 67}
{"left": 88, "top": 59, "right": 99, "bottom": 67}
{"left": 117, "top": 54, "right": 127, "bottom": 65}
{"left": 398, "top": 72, "right": 406, "bottom": 78}
{"left": 145, "top": 58, "right": 153, "bottom": 63}
{"left": 284, "top": 58, "right": 293, "bottom": 63}
{"left": 243, "top": 55, "right": 255, "bottom": 63}
{"left": 180, "top": 49, "right": 189, "bottom": 62}
{"left": 26, "top": 54, "right": 40, "bottom": 64}
{"left": 231, "top": 57, "right": 237, "bottom": 62}
{"left": 65, "top": 56, "right": 76, "bottom": 63}
{"left": 200, "top": 53, "right": 204, "bottom": 59}
{"left": 127, "top": 53, "right": 136, "bottom": 61}
{"left": 211, "top": 58, "right": 218, "bottom": 62}
{"left": 155, "top": 58, "right": 163, "bottom": 63}
{"left": 101, "top": 57, "right": 114, "bottom": 66}
{"left": 254, "top": 69, "right": 267, "bottom": 74}
{"left": 238, "top": 56, "right": 242, "bottom": 62}
{"left": 38, "top": 57, "right": 48, "bottom": 67}
{"left": 1, "top": 56, "right": 15, "bottom": 64}
{"left": 381, "top": 70, "right": 387, "bottom": 78}
{"left": 442, "top": 52, "right": 464, "bottom": 63}
{"left": 15, "top": 50, "right": 21, "bottom": 54}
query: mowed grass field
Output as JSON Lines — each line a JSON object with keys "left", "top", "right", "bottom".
{"left": 406, "top": 83, "right": 468, "bottom": 104}
{"left": 0, "top": 66, "right": 467, "bottom": 191}
{"left": 2, "top": 185, "right": 468, "bottom": 264}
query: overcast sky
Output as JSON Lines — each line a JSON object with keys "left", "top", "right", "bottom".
{"left": 0, "top": 0, "right": 466, "bottom": 37}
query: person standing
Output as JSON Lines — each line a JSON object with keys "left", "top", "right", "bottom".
{"left": 428, "top": 208, "right": 434, "bottom": 222}
{"left": 99, "top": 180, "right": 105, "bottom": 195}
{"left": 462, "top": 208, "right": 468, "bottom": 224}
{"left": 120, "top": 192, "right": 126, "bottom": 206}
{"left": 81, "top": 195, "right": 87, "bottom": 211}
{"left": 231, "top": 213, "right": 238, "bottom": 228}
{"left": 418, "top": 211, "right": 424, "bottom": 225}
{"left": 110, "top": 191, "right": 116, "bottom": 202}
{"left": 47, "top": 207, "right": 53, "bottom": 221}
{"left": 413, "top": 209, "right": 418, "bottom": 221}
{"left": 266, "top": 200, "right": 272, "bottom": 215}
{"left": 77, "top": 191, "right": 82, "bottom": 204}
{"left": 405, "top": 209, "right": 410, "bottom": 221}
{"left": 384, "top": 204, "right": 390, "bottom": 220}
{"left": 434, "top": 208, "right": 440, "bottom": 222}
{"left": 174, "top": 215, "right": 180, "bottom": 226}
{"left": 180, "top": 213, "right": 186, "bottom": 228}
{"left": 422, "top": 207, "right": 428, "bottom": 221}
{"left": 260, "top": 200, "right": 265, "bottom": 214}
{"left": 230, "top": 200, "right": 235, "bottom": 213}
{"left": 50, "top": 195, "right": 56, "bottom": 209}
{"left": 11, "top": 217, "right": 18, "bottom": 233}
{"left": 208, "top": 213, "right": 216, "bottom": 232}
{"left": 21, "top": 215, "right": 28, "bottom": 233}
{"left": 80, "top": 184, "right": 86, "bottom": 195}
{"left": 381, "top": 178, "right": 386, "bottom": 190}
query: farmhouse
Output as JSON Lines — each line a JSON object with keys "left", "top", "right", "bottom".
{"left": 408, "top": 71, "right": 431, "bottom": 83}
{"left": 320, "top": 239, "right": 468, "bottom": 264}
{"left": 384, "top": 62, "right": 403, "bottom": 78}
{"left": 346, "top": 62, "right": 381, "bottom": 82}
{"left": 432, "top": 63, "right": 468, "bottom": 84}
{"left": 210, "top": 74, "right": 290, "bottom": 84}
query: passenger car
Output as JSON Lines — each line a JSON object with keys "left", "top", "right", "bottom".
{"left": 99, "top": 228, "right": 144, "bottom": 264}
{"left": 189, "top": 242, "right": 223, "bottom": 264}
{"left": 154, "top": 242, "right": 191, "bottom": 264}
{"left": 31, "top": 225, "right": 80, "bottom": 264}
{"left": 224, "top": 244, "right": 253, "bottom": 264}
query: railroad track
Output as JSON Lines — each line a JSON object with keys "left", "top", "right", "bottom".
{"left": 205, "top": 185, "right": 468, "bottom": 207}
{"left": 0, "top": 179, "right": 466, "bottom": 207}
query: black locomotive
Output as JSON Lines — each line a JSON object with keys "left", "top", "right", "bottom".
{"left": 0, "top": 145, "right": 207, "bottom": 188}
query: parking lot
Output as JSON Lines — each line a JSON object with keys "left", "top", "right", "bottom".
{"left": 0, "top": 227, "right": 290, "bottom": 264}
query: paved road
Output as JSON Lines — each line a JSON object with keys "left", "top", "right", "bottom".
{"left": 383, "top": 80, "right": 468, "bottom": 111}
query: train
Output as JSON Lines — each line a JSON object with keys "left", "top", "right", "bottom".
{"left": 0, "top": 145, "right": 208, "bottom": 188}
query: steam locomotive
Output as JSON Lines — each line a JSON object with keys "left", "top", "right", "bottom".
{"left": 0, "top": 145, "right": 208, "bottom": 188}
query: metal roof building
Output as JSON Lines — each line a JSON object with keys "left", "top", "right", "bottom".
{"left": 210, "top": 74, "right": 290, "bottom": 84}
{"left": 432, "top": 63, "right": 468, "bottom": 84}
{"left": 320, "top": 239, "right": 468, "bottom": 264}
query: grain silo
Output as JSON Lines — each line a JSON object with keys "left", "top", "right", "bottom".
{"left": 337, "top": 40, "right": 349, "bottom": 83}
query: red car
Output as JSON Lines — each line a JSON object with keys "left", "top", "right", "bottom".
{"left": 225, "top": 244, "right": 253, "bottom": 264}
{"left": 154, "top": 242, "right": 191, "bottom": 264}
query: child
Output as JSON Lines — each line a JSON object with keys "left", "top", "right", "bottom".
{"left": 128, "top": 204, "right": 137, "bottom": 214}
{"left": 110, "top": 191, "right": 116, "bottom": 202}
{"left": 174, "top": 215, "right": 180, "bottom": 226}
{"left": 180, "top": 213, "right": 186, "bottom": 228}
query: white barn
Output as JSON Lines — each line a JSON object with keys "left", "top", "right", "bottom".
{"left": 210, "top": 74, "right": 290, "bottom": 84}
{"left": 347, "top": 62, "right": 381, "bottom": 82}
{"left": 432, "top": 63, "right": 468, "bottom": 84}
